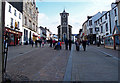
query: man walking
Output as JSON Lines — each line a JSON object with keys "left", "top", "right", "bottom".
{"left": 82, "top": 40, "right": 87, "bottom": 51}
{"left": 65, "top": 38, "right": 68, "bottom": 50}
{"left": 68, "top": 39, "right": 72, "bottom": 50}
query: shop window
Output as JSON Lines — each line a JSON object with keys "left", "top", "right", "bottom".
{"left": 105, "top": 36, "right": 113, "bottom": 46}
{"left": 115, "top": 36, "right": 119, "bottom": 45}
{"left": 10, "top": 33, "right": 15, "bottom": 44}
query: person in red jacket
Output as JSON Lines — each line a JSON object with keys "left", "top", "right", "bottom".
{"left": 60, "top": 41, "right": 62, "bottom": 49}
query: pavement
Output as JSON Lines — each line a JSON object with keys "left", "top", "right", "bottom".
{"left": 5, "top": 44, "right": 119, "bottom": 82}
{"left": 64, "top": 44, "right": 119, "bottom": 82}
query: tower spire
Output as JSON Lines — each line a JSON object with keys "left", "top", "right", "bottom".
{"left": 63, "top": 8, "right": 66, "bottom": 13}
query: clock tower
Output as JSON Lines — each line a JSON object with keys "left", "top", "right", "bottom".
{"left": 57, "top": 9, "right": 72, "bottom": 41}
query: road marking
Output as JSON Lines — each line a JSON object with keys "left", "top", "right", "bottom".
{"left": 96, "top": 48, "right": 120, "bottom": 61}
{"left": 8, "top": 48, "right": 39, "bottom": 61}
{"left": 64, "top": 45, "right": 73, "bottom": 81}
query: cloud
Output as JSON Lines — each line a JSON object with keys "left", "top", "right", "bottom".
{"left": 38, "top": 13, "right": 60, "bottom": 34}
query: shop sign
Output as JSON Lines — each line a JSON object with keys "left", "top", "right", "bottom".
{"left": 5, "top": 28, "right": 22, "bottom": 35}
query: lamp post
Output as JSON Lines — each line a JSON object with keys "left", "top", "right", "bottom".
{"left": 0, "top": 1, "right": 2, "bottom": 82}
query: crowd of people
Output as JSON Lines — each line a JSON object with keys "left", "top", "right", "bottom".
{"left": 75, "top": 39, "right": 89, "bottom": 51}
{"left": 30, "top": 37, "right": 89, "bottom": 51}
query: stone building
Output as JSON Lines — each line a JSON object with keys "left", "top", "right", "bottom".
{"left": 57, "top": 10, "right": 72, "bottom": 41}
{"left": 9, "top": 0, "right": 39, "bottom": 44}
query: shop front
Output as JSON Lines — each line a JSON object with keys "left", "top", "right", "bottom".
{"left": 4, "top": 27, "right": 22, "bottom": 46}
{"left": 104, "top": 26, "right": 120, "bottom": 50}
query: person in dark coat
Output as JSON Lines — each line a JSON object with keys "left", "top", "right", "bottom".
{"left": 65, "top": 38, "right": 68, "bottom": 50}
{"left": 50, "top": 38, "right": 52, "bottom": 47}
{"left": 82, "top": 40, "right": 87, "bottom": 51}
{"left": 31, "top": 39, "right": 34, "bottom": 47}
{"left": 39, "top": 38, "right": 42, "bottom": 47}
{"left": 35, "top": 40, "right": 38, "bottom": 47}
{"left": 75, "top": 39, "right": 80, "bottom": 51}
{"left": 68, "top": 39, "right": 72, "bottom": 50}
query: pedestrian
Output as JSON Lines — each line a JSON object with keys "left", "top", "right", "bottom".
{"left": 39, "top": 38, "right": 42, "bottom": 47}
{"left": 75, "top": 39, "right": 80, "bottom": 51}
{"left": 35, "top": 40, "right": 38, "bottom": 47}
{"left": 82, "top": 40, "right": 87, "bottom": 51}
{"left": 65, "top": 38, "right": 68, "bottom": 50}
{"left": 31, "top": 39, "right": 34, "bottom": 47}
{"left": 53, "top": 39, "right": 56, "bottom": 47}
{"left": 42, "top": 40, "right": 44, "bottom": 47}
{"left": 68, "top": 39, "right": 72, "bottom": 50}
{"left": 50, "top": 38, "right": 52, "bottom": 47}
{"left": 60, "top": 41, "right": 62, "bottom": 49}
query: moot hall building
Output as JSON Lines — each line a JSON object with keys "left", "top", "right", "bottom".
{"left": 57, "top": 10, "right": 72, "bottom": 41}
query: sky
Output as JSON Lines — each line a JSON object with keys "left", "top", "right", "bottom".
{"left": 36, "top": 0, "right": 115, "bottom": 34}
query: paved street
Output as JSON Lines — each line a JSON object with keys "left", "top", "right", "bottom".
{"left": 6, "top": 44, "right": 119, "bottom": 82}
{"left": 6, "top": 44, "right": 70, "bottom": 81}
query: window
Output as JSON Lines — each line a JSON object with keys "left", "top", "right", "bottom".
{"left": 101, "top": 26, "right": 103, "bottom": 33}
{"left": 33, "top": 23, "right": 35, "bottom": 30}
{"left": 19, "top": 13, "right": 21, "bottom": 19}
{"left": 14, "top": 10, "right": 16, "bottom": 16}
{"left": 9, "top": 5, "right": 11, "bottom": 13}
{"left": 106, "top": 23, "right": 108, "bottom": 31}
{"left": 29, "top": 8, "right": 31, "bottom": 15}
{"left": 105, "top": 14, "right": 107, "bottom": 19}
{"left": 101, "top": 18, "right": 102, "bottom": 22}
{"left": 18, "top": 22, "right": 19, "bottom": 28}
{"left": 25, "top": 17, "right": 27, "bottom": 25}
{"left": 89, "top": 28, "right": 93, "bottom": 34}
{"left": 25, "top": 3, "right": 27, "bottom": 11}
{"left": 114, "top": 9, "right": 117, "bottom": 16}
{"left": 89, "top": 20, "right": 92, "bottom": 26}
{"left": 11, "top": 18, "right": 13, "bottom": 26}
{"left": 29, "top": 20, "right": 32, "bottom": 29}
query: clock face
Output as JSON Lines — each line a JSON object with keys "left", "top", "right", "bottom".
{"left": 63, "top": 14, "right": 66, "bottom": 18}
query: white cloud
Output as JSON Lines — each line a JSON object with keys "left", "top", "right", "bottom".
{"left": 38, "top": 13, "right": 60, "bottom": 34}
